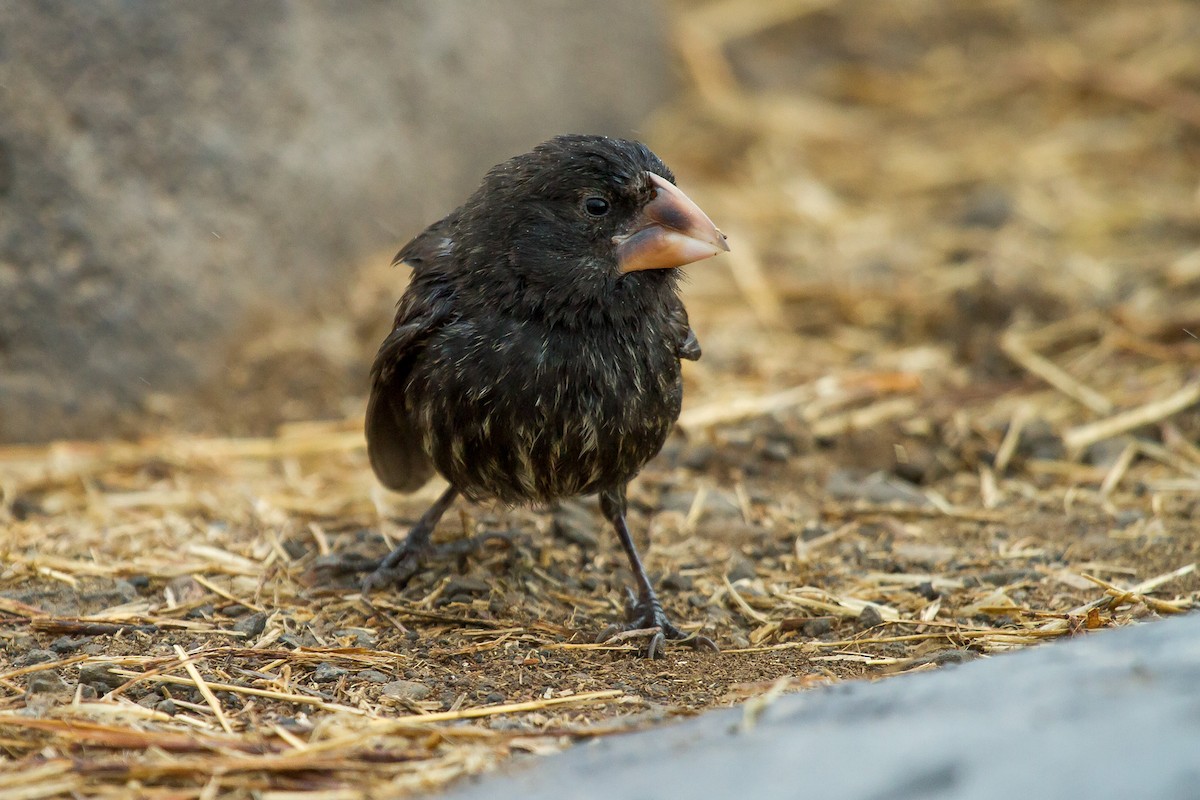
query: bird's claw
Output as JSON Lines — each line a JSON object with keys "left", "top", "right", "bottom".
{"left": 595, "top": 587, "right": 719, "bottom": 658}
{"left": 358, "top": 530, "right": 516, "bottom": 598}
{"left": 360, "top": 546, "right": 426, "bottom": 598}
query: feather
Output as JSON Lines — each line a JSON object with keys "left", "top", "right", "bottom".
{"left": 365, "top": 294, "right": 452, "bottom": 492}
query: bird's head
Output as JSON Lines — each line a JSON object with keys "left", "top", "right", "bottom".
{"left": 460, "top": 135, "right": 728, "bottom": 309}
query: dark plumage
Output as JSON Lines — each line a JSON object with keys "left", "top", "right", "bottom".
{"left": 362, "top": 134, "right": 728, "bottom": 657}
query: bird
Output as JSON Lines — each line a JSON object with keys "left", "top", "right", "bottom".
{"left": 361, "top": 134, "right": 728, "bottom": 657}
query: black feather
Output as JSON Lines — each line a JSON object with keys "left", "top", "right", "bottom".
{"left": 365, "top": 283, "right": 454, "bottom": 492}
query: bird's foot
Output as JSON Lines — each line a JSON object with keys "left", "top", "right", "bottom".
{"left": 359, "top": 531, "right": 515, "bottom": 597}
{"left": 597, "top": 588, "right": 719, "bottom": 658}
{"left": 359, "top": 541, "right": 427, "bottom": 597}
{"left": 313, "top": 532, "right": 514, "bottom": 597}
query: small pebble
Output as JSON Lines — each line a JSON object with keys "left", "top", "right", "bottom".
{"left": 551, "top": 501, "right": 600, "bottom": 548}
{"left": 78, "top": 663, "right": 124, "bottom": 690}
{"left": 9, "top": 634, "right": 39, "bottom": 652}
{"left": 916, "top": 581, "right": 940, "bottom": 601}
{"left": 981, "top": 569, "right": 1040, "bottom": 587}
{"left": 801, "top": 617, "right": 834, "bottom": 638}
{"left": 233, "top": 611, "right": 269, "bottom": 638}
{"left": 759, "top": 440, "right": 792, "bottom": 463}
{"left": 14, "top": 649, "right": 57, "bottom": 668}
{"left": 279, "top": 631, "right": 321, "bottom": 649}
{"left": 164, "top": 575, "right": 206, "bottom": 604}
{"left": 185, "top": 603, "right": 215, "bottom": 620}
{"left": 382, "top": 680, "right": 432, "bottom": 701}
{"left": 826, "top": 469, "right": 930, "bottom": 506}
{"left": 957, "top": 185, "right": 1012, "bottom": 229}
{"left": 726, "top": 556, "right": 757, "bottom": 583}
{"left": 50, "top": 636, "right": 91, "bottom": 654}
{"left": 312, "top": 663, "right": 348, "bottom": 683}
{"left": 1016, "top": 418, "right": 1065, "bottom": 462}
{"left": 26, "top": 670, "right": 70, "bottom": 696}
{"left": 9, "top": 495, "right": 43, "bottom": 519}
{"left": 857, "top": 605, "right": 884, "bottom": 629}
{"left": 356, "top": 669, "right": 390, "bottom": 684}
{"left": 1083, "top": 438, "right": 1132, "bottom": 470}
{"left": 660, "top": 488, "right": 741, "bottom": 516}
{"left": 661, "top": 573, "right": 693, "bottom": 591}
{"left": 680, "top": 443, "right": 717, "bottom": 471}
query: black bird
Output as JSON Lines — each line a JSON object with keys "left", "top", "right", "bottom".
{"left": 362, "top": 134, "right": 728, "bottom": 657}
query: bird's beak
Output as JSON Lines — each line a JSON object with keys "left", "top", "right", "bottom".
{"left": 613, "top": 172, "right": 729, "bottom": 273}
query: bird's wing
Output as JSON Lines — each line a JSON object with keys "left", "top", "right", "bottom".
{"left": 367, "top": 213, "right": 462, "bottom": 491}
{"left": 668, "top": 296, "right": 701, "bottom": 361}
{"left": 366, "top": 238, "right": 456, "bottom": 492}
{"left": 365, "top": 314, "right": 438, "bottom": 492}
{"left": 392, "top": 215, "right": 455, "bottom": 271}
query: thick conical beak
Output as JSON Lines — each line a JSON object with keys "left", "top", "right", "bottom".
{"left": 613, "top": 172, "right": 729, "bottom": 273}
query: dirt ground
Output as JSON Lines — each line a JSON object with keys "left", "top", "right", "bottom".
{"left": 3, "top": 1, "right": 1200, "bottom": 797}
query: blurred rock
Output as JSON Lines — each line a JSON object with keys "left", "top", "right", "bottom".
{"left": 78, "top": 662, "right": 124, "bottom": 690}
{"left": 856, "top": 604, "right": 884, "bottom": 629}
{"left": 383, "top": 679, "right": 432, "bottom": 701}
{"left": 232, "top": 611, "right": 269, "bottom": 639}
{"left": 956, "top": 185, "right": 1013, "bottom": 229}
{"left": 25, "top": 670, "right": 70, "bottom": 696}
{"left": 551, "top": 501, "right": 600, "bottom": 549}
{"left": 800, "top": 616, "right": 834, "bottom": 637}
{"left": 825, "top": 469, "right": 931, "bottom": 506}
{"left": 312, "top": 663, "right": 348, "bottom": 684}
{"left": 1015, "top": 418, "right": 1066, "bottom": 462}
{"left": 725, "top": 556, "right": 757, "bottom": 583}
{"left": 0, "top": 1, "right": 671, "bottom": 442}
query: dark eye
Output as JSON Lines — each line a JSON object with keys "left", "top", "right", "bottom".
{"left": 583, "top": 196, "right": 610, "bottom": 217}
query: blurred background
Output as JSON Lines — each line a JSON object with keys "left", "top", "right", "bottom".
{"left": 2, "top": 0, "right": 1198, "bottom": 444}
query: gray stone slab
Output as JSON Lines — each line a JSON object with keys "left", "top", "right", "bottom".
{"left": 446, "top": 614, "right": 1200, "bottom": 800}
{"left": 0, "top": 1, "right": 670, "bottom": 442}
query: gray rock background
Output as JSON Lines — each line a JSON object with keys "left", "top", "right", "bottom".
{"left": 445, "top": 613, "right": 1200, "bottom": 800}
{"left": 0, "top": 1, "right": 672, "bottom": 442}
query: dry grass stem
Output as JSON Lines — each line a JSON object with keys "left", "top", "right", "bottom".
{"left": 1000, "top": 330, "right": 1114, "bottom": 415}
{"left": 1063, "top": 381, "right": 1200, "bottom": 455}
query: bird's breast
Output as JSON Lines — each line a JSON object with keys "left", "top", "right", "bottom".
{"left": 405, "top": 318, "right": 682, "bottom": 504}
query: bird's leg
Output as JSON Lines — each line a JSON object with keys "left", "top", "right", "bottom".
{"left": 313, "top": 484, "right": 508, "bottom": 597}
{"left": 360, "top": 485, "right": 459, "bottom": 595}
{"left": 596, "top": 486, "right": 718, "bottom": 658}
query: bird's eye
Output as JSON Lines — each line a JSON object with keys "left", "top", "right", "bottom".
{"left": 583, "top": 196, "right": 610, "bottom": 217}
